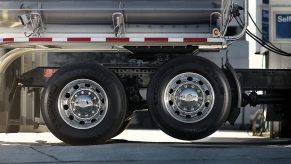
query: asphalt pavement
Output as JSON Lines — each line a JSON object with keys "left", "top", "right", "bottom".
{"left": 0, "top": 130, "right": 291, "bottom": 164}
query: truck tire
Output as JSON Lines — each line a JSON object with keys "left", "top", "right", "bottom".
{"left": 41, "top": 63, "right": 127, "bottom": 145}
{"left": 147, "top": 56, "right": 231, "bottom": 140}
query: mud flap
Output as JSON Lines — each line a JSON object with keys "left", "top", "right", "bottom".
{"left": 0, "top": 59, "right": 21, "bottom": 133}
{"left": 0, "top": 73, "right": 8, "bottom": 132}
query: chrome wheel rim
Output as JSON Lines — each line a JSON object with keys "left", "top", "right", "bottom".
{"left": 163, "top": 72, "right": 215, "bottom": 123}
{"left": 58, "top": 79, "right": 108, "bottom": 129}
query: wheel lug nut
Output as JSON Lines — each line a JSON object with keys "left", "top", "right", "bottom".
{"left": 81, "top": 91, "right": 84, "bottom": 94}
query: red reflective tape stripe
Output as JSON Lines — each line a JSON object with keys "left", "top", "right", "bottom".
{"left": 145, "top": 38, "right": 168, "bottom": 42}
{"left": 2, "top": 37, "right": 211, "bottom": 43}
{"left": 3, "top": 38, "right": 14, "bottom": 42}
{"left": 29, "top": 38, "right": 52, "bottom": 42}
{"left": 106, "top": 38, "right": 129, "bottom": 42}
{"left": 184, "top": 38, "right": 208, "bottom": 42}
{"left": 67, "top": 38, "right": 91, "bottom": 42}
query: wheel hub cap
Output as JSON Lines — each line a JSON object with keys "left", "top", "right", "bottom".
{"left": 176, "top": 87, "right": 201, "bottom": 111}
{"left": 72, "top": 92, "right": 97, "bottom": 118}
{"left": 58, "top": 79, "right": 108, "bottom": 129}
{"left": 163, "top": 73, "right": 215, "bottom": 123}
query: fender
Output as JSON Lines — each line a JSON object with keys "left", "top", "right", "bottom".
{"left": 224, "top": 60, "right": 242, "bottom": 125}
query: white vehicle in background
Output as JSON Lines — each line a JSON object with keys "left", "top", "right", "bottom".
{"left": 0, "top": 0, "right": 290, "bottom": 145}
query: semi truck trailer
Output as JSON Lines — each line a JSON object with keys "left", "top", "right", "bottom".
{"left": 0, "top": 0, "right": 290, "bottom": 145}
